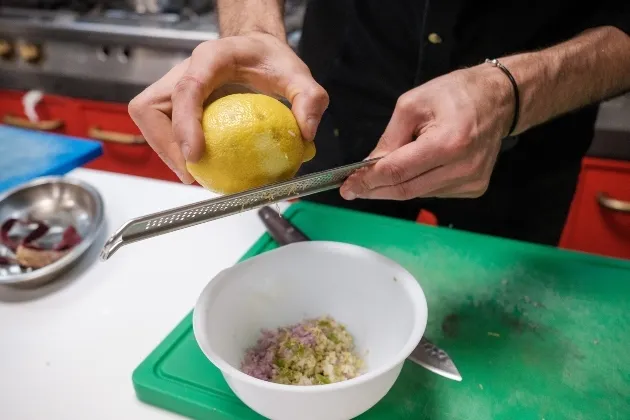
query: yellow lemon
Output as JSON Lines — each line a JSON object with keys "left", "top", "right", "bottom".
{"left": 186, "top": 93, "right": 316, "bottom": 194}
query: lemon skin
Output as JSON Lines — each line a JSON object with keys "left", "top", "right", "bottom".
{"left": 186, "top": 93, "right": 316, "bottom": 194}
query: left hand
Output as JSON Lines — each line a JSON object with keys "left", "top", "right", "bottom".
{"left": 340, "top": 65, "right": 514, "bottom": 200}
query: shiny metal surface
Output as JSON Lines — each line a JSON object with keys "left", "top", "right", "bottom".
{"left": 0, "top": 33, "right": 194, "bottom": 87}
{"left": 0, "top": 176, "right": 105, "bottom": 288}
{"left": 0, "top": 15, "right": 219, "bottom": 49}
{"left": 408, "top": 337, "right": 463, "bottom": 382}
{"left": 100, "top": 158, "right": 380, "bottom": 261}
{"left": 0, "top": 4, "right": 304, "bottom": 96}
{"left": 126, "top": 0, "right": 191, "bottom": 14}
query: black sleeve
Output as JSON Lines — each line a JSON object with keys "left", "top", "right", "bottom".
{"left": 588, "top": 1, "right": 630, "bottom": 36}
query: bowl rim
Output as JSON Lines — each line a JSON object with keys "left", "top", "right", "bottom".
{"left": 0, "top": 175, "right": 105, "bottom": 285}
{"left": 193, "top": 240, "right": 428, "bottom": 393}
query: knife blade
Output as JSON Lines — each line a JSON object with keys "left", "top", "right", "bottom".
{"left": 410, "top": 338, "right": 462, "bottom": 381}
{"left": 257, "top": 205, "right": 463, "bottom": 382}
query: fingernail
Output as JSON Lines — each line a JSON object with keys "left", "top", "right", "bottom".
{"left": 182, "top": 143, "right": 191, "bottom": 161}
{"left": 340, "top": 186, "right": 357, "bottom": 201}
{"left": 169, "top": 165, "right": 186, "bottom": 184}
{"left": 158, "top": 153, "right": 182, "bottom": 181}
{"left": 162, "top": 158, "right": 186, "bottom": 184}
{"left": 174, "top": 169, "right": 189, "bottom": 184}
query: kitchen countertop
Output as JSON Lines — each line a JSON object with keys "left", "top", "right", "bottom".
{"left": 0, "top": 168, "right": 288, "bottom": 420}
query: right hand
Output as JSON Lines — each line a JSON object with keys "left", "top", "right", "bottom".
{"left": 128, "top": 33, "right": 329, "bottom": 184}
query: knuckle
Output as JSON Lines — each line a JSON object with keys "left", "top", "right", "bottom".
{"left": 127, "top": 97, "right": 141, "bottom": 120}
{"left": 128, "top": 93, "right": 149, "bottom": 120}
{"left": 452, "top": 132, "right": 474, "bottom": 151}
{"left": 396, "top": 93, "right": 416, "bottom": 116}
{"left": 191, "top": 40, "right": 214, "bottom": 59}
{"left": 309, "top": 85, "right": 330, "bottom": 108}
{"left": 172, "top": 74, "right": 202, "bottom": 101}
{"left": 358, "top": 175, "right": 374, "bottom": 192}
{"left": 190, "top": 45, "right": 203, "bottom": 60}
{"left": 381, "top": 161, "right": 407, "bottom": 185}
{"left": 460, "top": 158, "right": 481, "bottom": 177}
{"left": 444, "top": 132, "right": 474, "bottom": 160}
{"left": 469, "top": 180, "right": 490, "bottom": 197}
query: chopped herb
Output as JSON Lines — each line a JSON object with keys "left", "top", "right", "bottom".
{"left": 318, "top": 319, "right": 332, "bottom": 328}
{"left": 241, "top": 316, "right": 364, "bottom": 386}
{"left": 316, "top": 374, "right": 331, "bottom": 384}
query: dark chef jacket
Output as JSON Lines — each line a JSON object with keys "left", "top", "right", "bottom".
{"left": 296, "top": 0, "right": 630, "bottom": 245}
{"left": 298, "top": 0, "right": 630, "bottom": 167}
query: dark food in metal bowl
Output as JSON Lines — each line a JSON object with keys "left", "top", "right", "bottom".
{"left": 0, "top": 177, "right": 104, "bottom": 287}
{"left": 0, "top": 218, "right": 83, "bottom": 269}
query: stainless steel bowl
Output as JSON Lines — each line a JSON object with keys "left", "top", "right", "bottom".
{"left": 0, "top": 176, "right": 105, "bottom": 288}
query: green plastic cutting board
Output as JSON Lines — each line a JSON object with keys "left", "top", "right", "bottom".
{"left": 133, "top": 202, "right": 630, "bottom": 420}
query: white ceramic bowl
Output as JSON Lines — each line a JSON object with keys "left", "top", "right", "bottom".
{"left": 193, "top": 241, "right": 428, "bottom": 420}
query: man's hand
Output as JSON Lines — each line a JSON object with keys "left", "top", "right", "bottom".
{"left": 128, "top": 32, "right": 328, "bottom": 184}
{"left": 341, "top": 25, "right": 630, "bottom": 201}
{"left": 340, "top": 66, "right": 513, "bottom": 200}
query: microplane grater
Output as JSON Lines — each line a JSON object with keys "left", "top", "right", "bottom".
{"left": 99, "top": 158, "right": 380, "bottom": 260}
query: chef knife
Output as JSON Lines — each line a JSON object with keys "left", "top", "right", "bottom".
{"left": 257, "top": 206, "right": 463, "bottom": 382}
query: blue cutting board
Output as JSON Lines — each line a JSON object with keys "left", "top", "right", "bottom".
{"left": 0, "top": 125, "right": 102, "bottom": 193}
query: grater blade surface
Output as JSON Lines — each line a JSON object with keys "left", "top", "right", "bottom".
{"left": 100, "top": 158, "right": 380, "bottom": 260}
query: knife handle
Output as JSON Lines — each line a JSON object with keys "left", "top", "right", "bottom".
{"left": 258, "top": 206, "right": 310, "bottom": 246}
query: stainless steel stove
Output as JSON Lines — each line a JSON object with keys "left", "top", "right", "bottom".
{"left": 0, "top": 1, "right": 306, "bottom": 102}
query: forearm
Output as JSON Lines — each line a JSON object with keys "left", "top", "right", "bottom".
{"left": 500, "top": 26, "right": 630, "bottom": 135}
{"left": 217, "top": 0, "right": 286, "bottom": 40}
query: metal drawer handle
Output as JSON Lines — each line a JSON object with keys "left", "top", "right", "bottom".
{"left": 597, "top": 192, "right": 630, "bottom": 213}
{"left": 88, "top": 126, "right": 146, "bottom": 145}
{"left": 2, "top": 115, "right": 64, "bottom": 131}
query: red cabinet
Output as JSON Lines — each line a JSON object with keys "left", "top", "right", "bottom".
{"left": 0, "top": 89, "right": 179, "bottom": 183}
{"left": 559, "top": 157, "right": 630, "bottom": 260}
{"left": 79, "top": 99, "right": 180, "bottom": 182}
{"left": 0, "top": 89, "right": 83, "bottom": 135}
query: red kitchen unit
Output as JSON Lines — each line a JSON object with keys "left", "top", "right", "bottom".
{"left": 0, "top": 89, "right": 179, "bottom": 183}
{"left": 0, "top": 89, "right": 83, "bottom": 136}
{"left": 559, "top": 157, "right": 630, "bottom": 260}
{"left": 78, "top": 99, "right": 180, "bottom": 183}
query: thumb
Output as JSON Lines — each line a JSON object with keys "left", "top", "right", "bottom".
{"left": 287, "top": 75, "right": 329, "bottom": 141}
